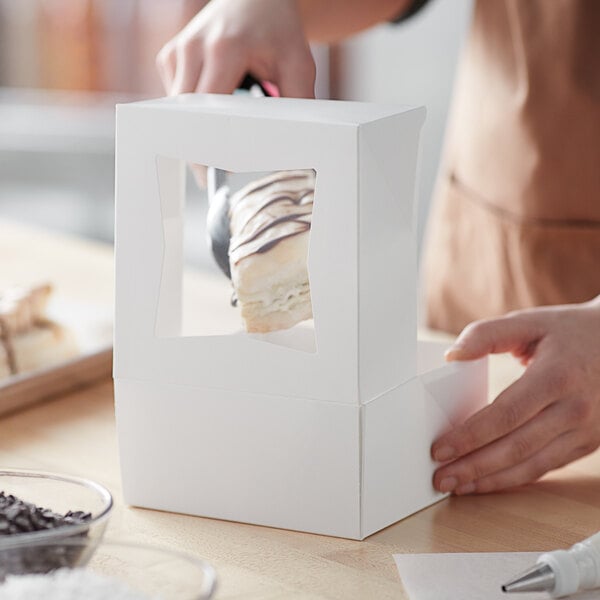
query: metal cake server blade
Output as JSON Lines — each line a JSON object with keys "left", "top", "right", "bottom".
{"left": 206, "top": 167, "right": 231, "bottom": 278}
{"left": 205, "top": 74, "right": 271, "bottom": 279}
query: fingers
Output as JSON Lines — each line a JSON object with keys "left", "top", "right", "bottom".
{"left": 156, "top": 43, "right": 177, "bottom": 91}
{"left": 432, "top": 400, "right": 578, "bottom": 493}
{"left": 196, "top": 41, "right": 315, "bottom": 97}
{"left": 453, "top": 431, "right": 595, "bottom": 495}
{"left": 155, "top": 0, "right": 316, "bottom": 99}
{"left": 432, "top": 300, "right": 600, "bottom": 494}
{"left": 196, "top": 47, "right": 248, "bottom": 94}
{"left": 158, "top": 40, "right": 310, "bottom": 98}
{"left": 157, "top": 40, "right": 203, "bottom": 96}
{"left": 432, "top": 362, "right": 556, "bottom": 462}
{"left": 445, "top": 313, "right": 544, "bottom": 362}
{"left": 276, "top": 51, "right": 316, "bottom": 98}
{"left": 171, "top": 40, "right": 203, "bottom": 96}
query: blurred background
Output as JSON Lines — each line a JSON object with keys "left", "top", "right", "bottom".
{"left": 0, "top": 0, "right": 472, "bottom": 265}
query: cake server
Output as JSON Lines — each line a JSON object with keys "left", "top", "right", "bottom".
{"left": 206, "top": 75, "right": 272, "bottom": 279}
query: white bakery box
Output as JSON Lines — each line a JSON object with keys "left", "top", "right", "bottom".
{"left": 113, "top": 94, "right": 487, "bottom": 540}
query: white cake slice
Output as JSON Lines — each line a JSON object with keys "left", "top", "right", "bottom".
{"left": 228, "top": 170, "right": 315, "bottom": 333}
{"left": 0, "top": 284, "right": 78, "bottom": 379}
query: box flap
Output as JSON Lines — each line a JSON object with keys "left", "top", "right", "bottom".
{"left": 361, "top": 342, "right": 488, "bottom": 538}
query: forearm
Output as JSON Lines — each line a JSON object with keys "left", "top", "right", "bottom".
{"left": 297, "top": 0, "right": 414, "bottom": 43}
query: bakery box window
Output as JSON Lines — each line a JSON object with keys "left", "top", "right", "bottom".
{"left": 156, "top": 160, "right": 317, "bottom": 354}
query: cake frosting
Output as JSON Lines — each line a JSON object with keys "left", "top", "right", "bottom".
{"left": 228, "top": 170, "right": 315, "bottom": 333}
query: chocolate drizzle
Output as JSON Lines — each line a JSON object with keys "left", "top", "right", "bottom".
{"left": 255, "top": 226, "right": 310, "bottom": 254}
{"left": 228, "top": 170, "right": 315, "bottom": 266}
{"left": 243, "top": 189, "right": 313, "bottom": 225}
{"left": 230, "top": 210, "right": 311, "bottom": 254}
{"left": 239, "top": 173, "right": 309, "bottom": 197}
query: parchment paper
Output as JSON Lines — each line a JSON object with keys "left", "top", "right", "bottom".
{"left": 394, "top": 552, "right": 597, "bottom": 600}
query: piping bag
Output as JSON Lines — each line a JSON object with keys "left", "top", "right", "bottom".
{"left": 205, "top": 75, "right": 276, "bottom": 279}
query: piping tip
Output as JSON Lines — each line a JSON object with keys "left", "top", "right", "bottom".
{"left": 502, "top": 563, "right": 555, "bottom": 593}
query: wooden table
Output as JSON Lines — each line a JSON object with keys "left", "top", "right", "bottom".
{"left": 2, "top": 219, "right": 600, "bottom": 600}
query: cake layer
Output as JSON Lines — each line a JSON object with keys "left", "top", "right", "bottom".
{"left": 0, "top": 324, "right": 78, "bottom": 379}
{"left": 228, "top": 170, "right": 315, "bottom": 333}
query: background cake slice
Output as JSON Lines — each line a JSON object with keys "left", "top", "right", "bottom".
{"left": 228, "top": 170, "right": 315, "bottom": 333}
{"left": 0, "top": 284, "right": 78, "bottom": 379}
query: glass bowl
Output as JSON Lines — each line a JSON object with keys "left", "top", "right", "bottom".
{"left": 0, "top": 469, "right": 113, "bottom": 576}
{"left": 0, "top": 539, "right": 217, "bottom": 599}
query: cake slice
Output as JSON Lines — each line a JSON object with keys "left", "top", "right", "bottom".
{"left": 228, "top": 170, "right": 315, "bottom": 333}
{"left": 0, "top": 284, "right": 78, "bottom": 379}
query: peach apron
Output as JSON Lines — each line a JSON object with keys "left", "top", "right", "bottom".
{"left": 422, "top": 0, "right": 600, "bottom": 334}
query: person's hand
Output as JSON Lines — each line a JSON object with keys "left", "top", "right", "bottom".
{"left": 156, "top": 0, "right": 316, "bottom": 97}
{"left": 431, "top": 296, "right": 600, "bottom": 495}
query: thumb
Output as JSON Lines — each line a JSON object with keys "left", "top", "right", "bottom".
{"left": 445, "top": 314, "right": 543, "bottom": 361}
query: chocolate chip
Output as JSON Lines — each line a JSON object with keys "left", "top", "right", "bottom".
{"left": 0, "top": 491, "right": 93, "bottom": 580}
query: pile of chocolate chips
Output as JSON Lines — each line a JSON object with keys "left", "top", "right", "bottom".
{"left": 0, "top": 491, "right": 93, "bottom": 580}
{"left": 0, "top": 491, "right": 91, "bottom": 535}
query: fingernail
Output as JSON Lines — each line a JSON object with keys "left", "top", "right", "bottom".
{"left": 439, "top": 477, "right": 458, "bottom": 493}
{"left": 434, "top": 446, "right": 456, "bottom": 462}
{"left": 456, "top": 482, "right": 476, "bottom": 495}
